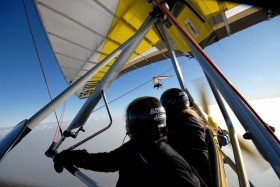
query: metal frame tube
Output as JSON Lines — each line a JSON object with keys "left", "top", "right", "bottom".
{"left": 27, "top": 16, "right": 156, "bottom": 130}
{"left": 52, "top": 15, "right": 158, "bottom": 150}
{"left": 66, "top": 90, "right": 112, "bottom": 150}
{"left": 48, "top": 154, "right": 101, "bottom": 187}
{"left": 158, "top": 20, "right": 208, "bottom": 124}
{"left": 158, "top": 22, "right": 187, "bottom": 91}
{"left": 154, "top": 0, "right": 280, "bottom": 178}
{"left": 74, "top": 170, "right": 102, "bottom": 187}
{"left": 52, "top": 14, "right": 158, "bottom": 186}
{"left": 68, "top": 16, "right": 157, "bottom": 130}
{"left": 218, "top": 148, "right": 254, "bottom": 187}
{"left": 205, "top": 73, "right": 249, "bottom": 187}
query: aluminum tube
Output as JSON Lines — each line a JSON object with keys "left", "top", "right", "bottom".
{"left": 158, "top": 22, "right": 187, "bottom": 91}
{"left": 68, "top": 16, "right": 157, "bottom": 130}
{"left": 205, "top": 73, "right": 249, "bottom": 187}
{"left": 154, "top": 1, "right": 280, "bottom": 178}
{"left": 27, "top": 16, "right": 155, "bottom": 130}
{"left": 53, "top": 16, "right": 157, "bottom": 150}
{"left": 66, "top": 90, "right": 113, "bottom": 150}
{"left": 74, "top": 170, "right": 102, "bottom": 187}
{"left": 158, "top": 21, "right": 208, "bottom": 124}
{"left": 218, "top": 148, "right": 254, "bottom": 187}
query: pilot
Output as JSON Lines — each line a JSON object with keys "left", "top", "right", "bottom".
{"left": 53, "top": 96, "right": 201, "bottom": 187}
{"left": 155, "top": 83, "right": 163, "bottom": 89}
{"left": 160, "top": 88, "right": 212, "bottom": 187}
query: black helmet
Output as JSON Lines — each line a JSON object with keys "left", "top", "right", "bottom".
{"left": 160, "top": 88, "right": 190, "bottom": 112}
{"left": 125, "top": 96, "right": 166, "bottom": 139}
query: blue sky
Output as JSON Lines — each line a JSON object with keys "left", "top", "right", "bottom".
{"left": 1, "top": 0, "right": 280, "bottom": 129}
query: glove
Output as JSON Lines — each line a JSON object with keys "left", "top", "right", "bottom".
{"left": 53, "top": 149, "right": 89, "bottom": 173}
{"left": 54, "top": 163, "right": 64, "bottom": 173}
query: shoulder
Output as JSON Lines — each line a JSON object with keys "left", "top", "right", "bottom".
{"left": 156, "top": 141, "right": 183, "bottom": 160}
{"left": 117, "top": 139, "right": 137, "bottom": 153}
{"left": 181, "top": 115, "right": 204, "bottom": 129}
{"left": 156, "top": 141, "right": 194, "bottom": 172}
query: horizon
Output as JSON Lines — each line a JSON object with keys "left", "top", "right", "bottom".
{"left": 0, "top": 98, "right": 280, "bottom": 187}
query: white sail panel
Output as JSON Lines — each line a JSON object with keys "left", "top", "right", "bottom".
{"left": 34, "top": 0, "right": 119, "bottom": 96}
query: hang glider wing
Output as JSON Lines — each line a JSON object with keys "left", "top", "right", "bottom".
{"left": 152, "top": 77, "right": 159, "bottom": 85}
{"left": 154, "top": 75, "right": 172, "bottom": 81}
{"left": 33, "top": 0, "right": 279, "bottom": 99}
{"left": 153, "top": 75, "right": 172, "bottom": 88}
{"left": 153, "top": 75, "right": 171, "bottom": 83}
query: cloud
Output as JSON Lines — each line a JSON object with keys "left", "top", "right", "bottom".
{"left": 35, "top": 125, "right": 54, "bottom": 130}
{"left": 0, "top": 116, "right": 124, "bottom": 187}
{"left": 1, "top": 104, "right": 279, "bottom": 187}
{"left": 0, "top": 126, "right": 15, "bottom": 139}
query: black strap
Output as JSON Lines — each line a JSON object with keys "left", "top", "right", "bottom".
{"left": 191, "top": 166, "right": 208, "bottom": 187}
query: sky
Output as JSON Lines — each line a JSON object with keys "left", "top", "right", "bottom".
{"left": 0, "top": 0, "right": 280, "bottom": 186}
{"left": 0, "top": 1, "right": 280, "bottom": 127}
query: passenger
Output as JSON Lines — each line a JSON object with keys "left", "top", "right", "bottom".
{"left": 53, "top": 96, "right": 201, "bottom": 187}
{"left": 160, "top": 88, "right": 211, "bottom": 187}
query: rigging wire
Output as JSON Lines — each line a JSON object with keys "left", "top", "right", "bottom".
{"left": 54, "top": 100, "right": 67, "bottom": 142}
{"left": 23, "top": 0, "right": 189, "bottom": 139}
{"left": 22, "top": 0, "right": 64, "bottom": 140}
{"left": 92, "top": 58, "right": 191, "bottom": 113}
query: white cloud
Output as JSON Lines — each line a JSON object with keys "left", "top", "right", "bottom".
{"left": 0, "top": 101, "right": 279, "bottom": 187}
{"left": 0, "top": 129, "right": 11, "bottom": 139}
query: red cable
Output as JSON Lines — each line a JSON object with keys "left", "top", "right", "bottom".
{"left": 153, "top": 0, "right": 280, "bottom": 144}
{"left": 22, "top": 0, "right": 65, "bottom": 142}
{"left": 54, "top": 100, "right": 67, "bottom": 142}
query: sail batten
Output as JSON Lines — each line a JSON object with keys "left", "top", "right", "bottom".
{"left": 33, "top": 0, "right": 279, "bottom": 98}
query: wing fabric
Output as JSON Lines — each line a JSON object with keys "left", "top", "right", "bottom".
{"left": 33, "top": 0, "right": 279, "bottom": 98}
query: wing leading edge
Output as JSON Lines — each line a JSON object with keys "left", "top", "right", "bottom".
{"left": 33, "top": 0, "right": 279, "bottom": 99}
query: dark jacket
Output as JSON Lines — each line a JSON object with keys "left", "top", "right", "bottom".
{"left": 167, "top": 114, "right": 211, "bottom": 187}
{"left": 78, "top": 137, "right": 200, "bottom": 187}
